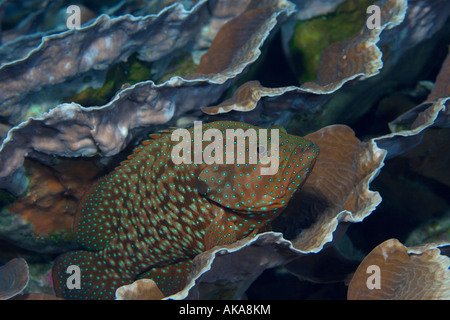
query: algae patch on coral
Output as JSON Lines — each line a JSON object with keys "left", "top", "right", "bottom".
{"left": 289, "top": 0, "right": 375, "bottom": 83}
{"left": 66, "top": 55, "right": 153, "bottom": 106}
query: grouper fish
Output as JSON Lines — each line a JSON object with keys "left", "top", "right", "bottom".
{"left": 52, "top": 121, "right": 319, "bottom": 299}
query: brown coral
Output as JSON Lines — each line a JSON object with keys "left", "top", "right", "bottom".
{"left": 348, "top": 239, "right": 450, "bottom": 300}
{"left": 115, "top": 279, "right": 165, "bottom": 300}
{"left": 8, "top": 159, "right": 98, "bottom": 234}
{"left": 3, "top": 158, "right": 100, "bottom": 252}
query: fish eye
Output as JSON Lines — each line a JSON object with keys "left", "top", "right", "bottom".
{"left": 257, "top": 145, "right": 265, "bottom": 154}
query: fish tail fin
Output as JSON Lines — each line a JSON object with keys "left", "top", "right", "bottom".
{"left": 52, "top": 250, "right": 126, "bottom": 300}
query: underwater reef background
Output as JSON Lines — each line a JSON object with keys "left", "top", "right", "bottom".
{"left": 0, "top": 0, "right": 449, "bottom": 300}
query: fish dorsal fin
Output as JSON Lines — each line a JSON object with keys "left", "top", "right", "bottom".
{"left": 270, "top": 125, "right": 286, "bottom": 133}
{"left": 145, "top": 128, "right": 175, "bottom": 143}
{"left": 126, "top": 129, "right": 174, "bottom": 161}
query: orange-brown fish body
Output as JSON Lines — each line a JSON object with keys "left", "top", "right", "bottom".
{"left": 52, "top": 121, "right": 318, "bottom": 299}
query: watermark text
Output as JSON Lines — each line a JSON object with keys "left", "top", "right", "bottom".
{"left": 171, "top": 121, "right": 280, "bottom": 175}
{"left": 66, "top": 5, "right": 81, "bottom": 29}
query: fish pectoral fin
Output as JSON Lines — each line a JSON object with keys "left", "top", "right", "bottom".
{"left": 254, "top": 221, "right": 272, "bottom": 234}
{"left": 138, "top": 259, "right": 193, "bottom": 296}
{"left": 240, "top": 221, "right": 271, "bottom": 239}
{"left": 204, "top": 214, "right": 273, "bottom": 250}
{"left": 204, "top": 214, "right": 238, "bottom": 250}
